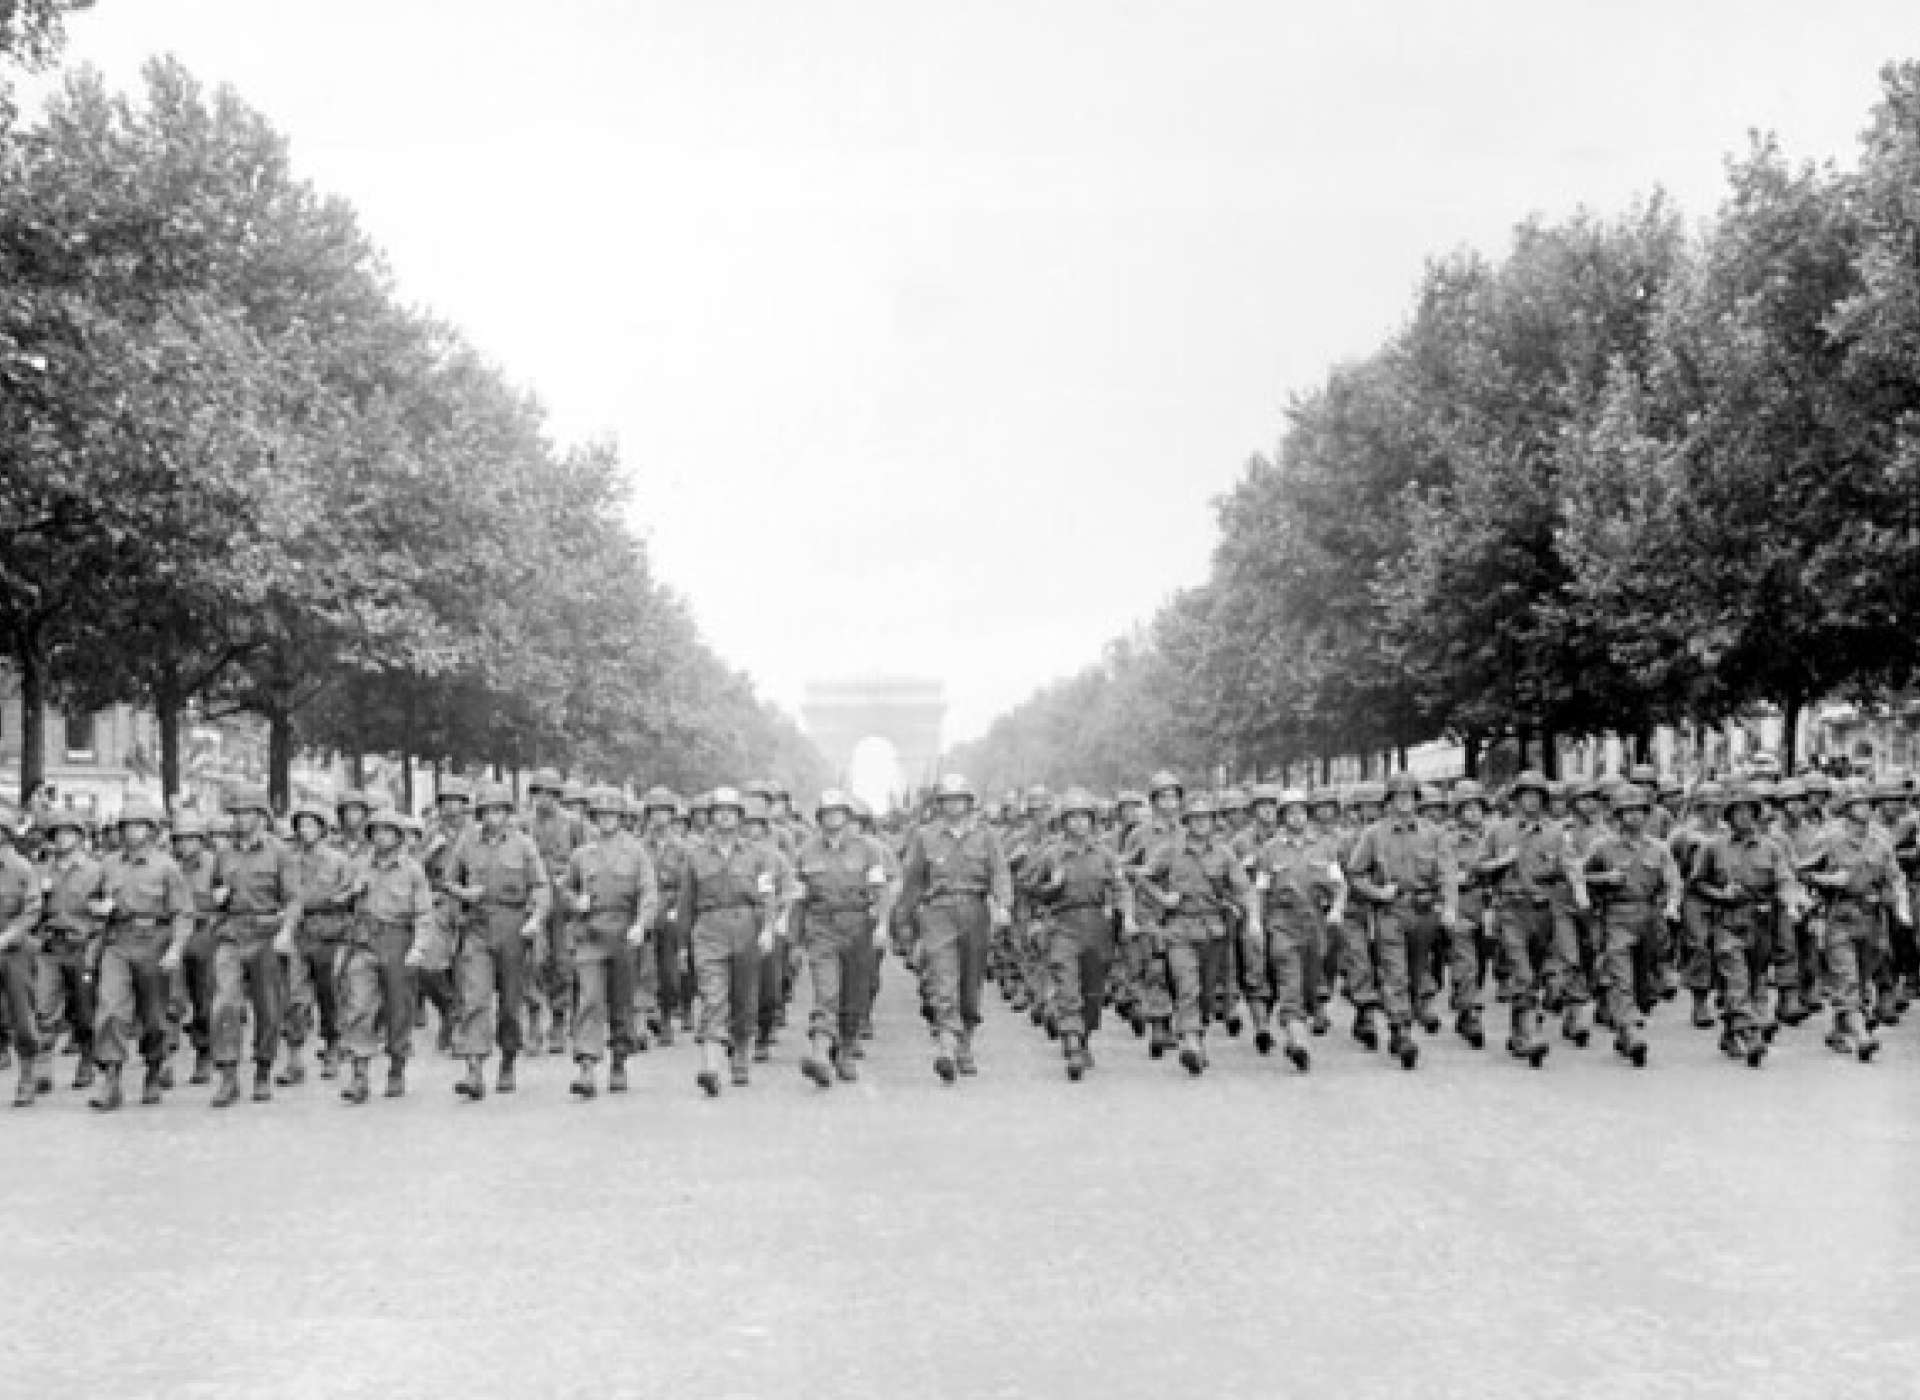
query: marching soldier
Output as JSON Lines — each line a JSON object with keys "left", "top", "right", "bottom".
{"left": 1028, "top": 787, "right": 1131, "bottom": 1081}
{"left": 1249, "top": 789, "right": 1339, "bottom": 1073}
{"left": 208, "top": 787, "right": 303, "bottom": 1107}
{"left": 1801, "top": 781, "right": 1907, "bottom": 1061}
{"left": 1479, "top": 771, "right": 1581, "bottom": 1068}
{"left": 442, "top": 782, "right": 551, "bottom": 1100}
{"left": 792, "top": 790, "right": 894, "bottom": 1087}
{"left": 0, "top": 816, "right": 44, "bottom": 1106}
{"left": 638, "top": 787, "right": 690, "bottom": 1046}
{"left": 675, "top": 787, "right": 781, "bottom": 1095}
{"left": 34, "top": 810, "right": 101, "bottom": 1095}
{"left": 525, "top": 769, "right": 584, "bottom": 1055}
{"left": 1345, "top": 772, "right": 1458, "bottom": 1070}
{"left": 1692, "top": 782, "right": 1796, "bottom": 1067}
{"left": 91, "top": 802, "right": 196, "bottom": 1109}
{"left": 283, "top": 799, "right": 355, "bottom": 1085}
{"left": 1580, "top": 784, "right": 1682, "bottom": 1066}
{"left": 168, "top": 812, "right": 222, "bottom": 1085}
{"left": 1445, "top": 781, "right": 1494, "bottom": 1048}
{"left": 338, "top": 807, "right": 435, "bottom": 1102}
{"left": 561, "top": 787, "right": 657, "bottom": 1099}
{"left": 897, "top": 774, "right": 1013, "bottom": 1083}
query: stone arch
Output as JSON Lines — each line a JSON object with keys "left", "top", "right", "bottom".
{"left": 802, "top": 677, "right": 945, "bottom": 801}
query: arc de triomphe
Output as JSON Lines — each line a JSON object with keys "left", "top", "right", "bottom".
{"left": 801, "top": 677, "right": 946, "bottom": 794}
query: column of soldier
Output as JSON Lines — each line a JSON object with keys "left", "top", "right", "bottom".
{"left": 0, "top": 759, "right": 1911, "bottom": 1112}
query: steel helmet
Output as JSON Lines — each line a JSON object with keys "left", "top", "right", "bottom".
{"left": 1749, "top": 778, "right": 1779, "bottom": 803}
{"left": 365, "top": 808, "right": 408, "bottom": 838}
{"left": 1116, "top": 789, "right": 1146, "bottom": 809}
{"left": 209, "top": 813, "right": 235, "bottom": 839}
{"left": 935, "top": 774, "right": 977, "bottom": 804}
{"left": 1510, "top": 770, "right": 1549, "bottom": 798}
{"left": 528, "top": 767, "right": 565, "bottom": 795}
{"left": 1351, "top": 780, "right": 1385, "bottom": 807}
{"left": 1248, "top": 783, "right": 1282, "bottom": 808}
{"left": 586, "top": 785, "right": 627, "bottom": 816}
{"left": 764, "top": 778, "right": 790, "bottom": 800}
{"left": 1801, "top": 771, "right": 1833, "bottom": 796}
{"left": 1220, "top": 786, "right": 1249, "bottom": 812}
{"left": 1023, "top": 784, "right": 1051, "bottom": 811}
{"left": 225, "top": 785, "right": 271, "bottom": 817}
{"left": 1657, "top": 776, "right": 1683, "bottom": 797}
{"left": 1611, "top": 783, "right": 1651, "bottom": 812}
{"left": 706, "top": 786, "right": 743, "bottom": 815}
{"left": 1384, "top": 772, "right": 1419, "bottom": 797}
{"left": 334, "top": 788, "right": 369, "bottom": 814}
{"left": 474, "top": 783, "right": 516, "bottom": 814}
{"left": 640, "top": 785, "right": 680, "bottom": 814}
{"left": 1181, "top": 795, "right": 1218, "bottom": 822}
{"left": 1311, "top": 789, "right": 1342, "bottom": 812}
{"left": 118, "top": 800, "right": 167, "bottom": 830}
{"left": 1147, "top": 770, "right": 1183, "bottom": 799}
{"left": 1416, "top": 783, "right": 1447, "bottom": 810}
{"left": 815, "top": 789, "right": 854, "bottom": 818}
{"left": 1873, "top": 778, "right": 1909, "bottom": 804}
{"left": 1692, "top": 780, "right": 1725, "bottom": 807}
{"left": 169, "top": 812, "right": 208, "bottom": 841}
{"left": 744, "top": 779, "right": 773, "bottom": 800}
{"left": 560, "top": 782, "right": 590, "bottom": 808}
{"left": 1627, "top": 764, "right": 1658, "bottom": 785}
{"left": 436, "top": 778, "right": 473, "bottom": 806}
{"left": 1058, "top": 787, "right": 1098, "bottom": 819}
{"left": 1564, "top": 779, "right": 1597, "bottom": 805}
{"left": 1774, "top": 778, "right": 1808, "bottom": 803}
{"left": 741, "top": 793, "right": 772, "bottom": 824}
{"left": 1720, "top": 782, "right": 1762, "bottom": 815}
{"left": 849, "top": 796, "right": 874, "bottom": 822}
{"left": 1276, "top": 787, "right": 1312, "bottom": 813}
{"left": 1451, "top": 780, "right": 1487, "bottom": 811}
{"left": 289, "top": 800, "right": 332, "bottom": 831}
{"left": 42, "top": 808, "right": 91, "bottom": 838}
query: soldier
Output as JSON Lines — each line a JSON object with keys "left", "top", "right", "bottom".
{"left": 208, "top": 787, "right": 303, "bottom": 1107}
{"left": 1559, "top": 780, "right": 1608, "bottom": 1045}
{"left": 91, "top": 802, "right": 196, "bottom": 1109}
{"left": 1581, "top": 785, "right": 1682, "bottom": 1066}
{"left": 334, "top": 789, "right": 374, "bottom": 864}
{"left": 1249, "top": 788, "right": 1340, "bottom": 1073}
{"left": 338, "top": 807, "right": 435, "bottom": 1103}
{"left": 28, "top": 809, "right": 100, "bottom": 1099}
{"left": 792, "top": 790, "right": 894, "bottom": 1088}
{"left": 637, "top": 787, "right": 690, "bottom": 1046}
{"left": 1137, "top": 795, "right": 1259, "bottom": 1076}
{"left": 169, "top": 812, "right": 222, "bottom": 1085}
{"left": 1692, "top": 782, "right": 1796, "bottom": 1066}
{"left": 688, "top": 791, "right": 714, "bottom": 841}
{"left": 415, "top": 781, "right": 470, "bottom": 1054}
{"left": 1336, "top": 781, "right": 1387, "bottom": 1050}
{"left": 1231, "top": 784, "right": 1285, "bottom": 1047}
{"left": 1445, "top": 780, "right": 1493, "bottom": 1048}
{"left": 1345, "top": 773, "right": 1458, "bottom": 1070}
{"left": 675, "top": 787, "right": 781, "bottom": 1095}
{"left": 524, "top": 769, "right": 583, "bottom": 1056}
{"left": 1028, "top": 788, "right": 1132, "bottom": 1081}
{"left": 442, "top": 782, "right": 551, "bottom": 1100}
{"left": 1478, "top": 770, "right": 1577, "bottom": 1068}
{"left": 282, "top": 799, "right": 355, "bottom": 1085}
{"left": 1802, "top": 781, "right": 1908, "bottom": 1061}
{"left": 897, "top": 774, "right": 1013, "bottom": 1083}
{"left": 0, "top": 816, "right": 44, "bottom": 1105}
{"left": 561, "top": 786, "right": 658, "bottom": 1100}
{"left": 741, "top": 793, "right": 800, "bottom": 1063}
{"left": 1671, "top": 781, "right": 1726, "bottom": 1029}
{"left": 1120, "top": 771, "right": 1186, "bottom": 1054}
{"left": 852, "top": 795, "right": 900, "bottom": 1046}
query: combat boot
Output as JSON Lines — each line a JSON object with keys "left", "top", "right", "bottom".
{"left": 1388, "top": 1024, "right": 1419, "bottom": 1070}
{"left": 89, "top": 1062, "right": 124, "bottom": 1112}
{"left": 13, "top": 1063, "right": 35, "bottom": 1107}
{"left": 1691, "top": 989, "right": 1717, "bottom": 1028}
{"left": 319, "top": 1040, "right": 340, "bottom": 1080}
{"left": 340, "top": 1058, "right": 370, "bottom": 1105}
{"left": 1456, "top": 1007, "right": 1485, "bottom": 1049}
{"left": 546, "top": 1014, "right": 567, "bottom": 1056}
{"left": 385, "top": 1058, "right": 407, "bottom": 1098}
{"left": 752, "top": 1034, "right": 771, "bottom": 1064}
{"left": 609, "top": 1053, "right": 629, "bottom": 1094}
{"left": 1850, "top": 1011, "right": 1880, "bottom": 1063}
{"left": 1282, "top": 1021, "right": 1311, "bottom": 1073}
{"left": 933, "top": 1031, "right": 958, "bottom": 1084}
{"left": 696, "top": 1043, "right": 723, "bottom": 1097}
{"left": 1311, "top": 1003, "right": 1331, "bottom": 1036}
{"left": 275, "top": 1047, "right": 306, "bottom": 1087}
{"left": 1351, "top": 1007, "right": 1380, "bottom": 1052}
{"left": 1562, "top": 1003, "right": 1591, "bottom": 1048}
{"left": 1743, "top": 1028, "right": 1768, "bottom": 1068}
{"left": 1147, "top": 1019, "right": 1171, "bottom": 1058}
{"left": 454, "top": 1058, "right": 486, "bottom": 1100}
{"left": 252, "top": 1063, "right": 273, "bottom": 1102}
{"left": 1177, "top": 1032, "right": 1205, "bottom": 1076}
{"left": 834, "top": 1046, "right": 859, "bottom": 1082}
{"left": 1223, "top": 1000, "right": 1244, "bottom": 1037}
{"left": 955, "top": 1031, "right": 978, "bottom": 1076}
{"left": 156, "top": 1060, "right": 174, "bottom": 1090}
{"left": 496, "top": 1053, "right": 517, "bottom": 1094}
{"left": 32, "top": 1053, "right": 51, "bottom": 1095}
{"left": 729, "top": 1047, "right": 750, "bottom": 1087}
{"left": 1416, "top": 997, "right": 1441, "bottom": 1035}
{"left": 210, "top": 1065, "right": 241, "bottom": 1108}
{"left": 1613, "top": 1027, "right": 1648, "bottom": 1068}
{"left": 657, "top": 1015, "right": 675, "bottom": 1049}
{"left": 0, "top": 1042, "right": 8, "bottom": 1070}
{"left": 140, "top": 1061, "right": 164, "bottom": 1105}
{"left": 801, "top": 1034, "right": 833, "bottom": 1089}
{"left": 571, "top": 1058, "right": 598, "bottom": 1099}
{"left": 73, "top": 1058, "right": 95, "bottom": 1090}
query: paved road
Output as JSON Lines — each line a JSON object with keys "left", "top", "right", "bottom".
{"left": 5, "top": 973, "right": 1918, "bottom": 1400}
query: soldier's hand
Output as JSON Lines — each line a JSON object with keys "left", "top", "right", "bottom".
{"left": 626, "top": 925, "right": 648, "bottom": 948}
{"left": 1375, "top": 883, "right": 1399, "bottom": 903}
{"left": 272, "top": 929, "right": 297, "bottom": 958}
{"left": 87, "top": 897, "right": 116, "bottom": 918}
{"left": 159, "top": 947, "right": 183, "bottom": 975}
{"left": 404, "top": 946, "right": 425, "bottom": 969}
{"left": 989, "top": 902, "right": 1011, "bottom": 930}
{"left": 572, "top": 893, "right": 592, "bottom": 915}
{"left": 520, "top": 918, "right": 541, "bottom": 942}
{"left": 757, "top": 926, "right": 775, "bottom": 955}
{"left": 0, "top": 930, "right": 18, "bottom": 953}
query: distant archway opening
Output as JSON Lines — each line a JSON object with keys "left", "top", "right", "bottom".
{"left": 847, "top": 737, "right": 902, "bottom": 813}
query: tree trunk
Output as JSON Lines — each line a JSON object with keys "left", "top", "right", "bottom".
{"left": 398, "top": 746, "right": 413, "bottom": 814}
{"left": 1463, "top": 733, "right": 1482, "bottom": 780}
{"left": 156, "top": 688, "right": 182, "bottom": 807}
{"left": 1782, "top": 694, "right": 1803, "bottom": 774}
{"left": 17, "top": 629, "right": 45, "bottom": 806}
{"left": 349, "top": 750, "right": 365, "bottom": 788}
{"left": 267, "top": 706, "right": 293, "bottom": 814}
{"left": 1540, "top": 724, "right": 1560, "bottom": 779}
{"left": 1320, "top": 754, "right": 1332, "bottom": 787}
{"left": 1396, "top": 745, "right": 1408, "bottom": 773}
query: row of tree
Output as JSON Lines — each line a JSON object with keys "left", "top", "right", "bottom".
{"left": 955, "top": 62, "right": 1920, "bottom": 796}
{"left": 1, "top": 21, "right": 826, "bottom": 805}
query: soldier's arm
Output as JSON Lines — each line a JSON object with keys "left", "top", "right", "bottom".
{"left": 1436, "top": 833, "right": 1460, "bottom": 924}
{"left": 896, "top": 832, "right": 929, "bottom": 912}
{"left": 631, "top": 848, "right": 659, "bottom": 944}
{"left": 160, "top": 860, "right": 195, "bottom": 963}
{"left": 987, "top": 832, "right": 1013, "bottom": 919}
{"left": 1345, "top": 830, "right": 1390, "bottom": 902}
{"left": 0, "top": 863, "right": 39, "bottom": 946}
{"left": 1659, "top": 845, "right": 1683, "bottom": 918}
{"left": 523, "top": 841, "right": 552, "bottom": 923}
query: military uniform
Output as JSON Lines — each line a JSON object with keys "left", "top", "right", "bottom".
{"left": 442, "top": 790, "right": 551, "bottom": 1086}
{"left": 210, "top": 795, "right": 304, "bottom": 1101}
{"left": 1479, "top": 776, "right": 1580, "bottom": 1062}
{"left": 338, "top": 818, "right": 434, "bottom": 1097}
{"left": 32, "top": 827, "right": 100, "bottom": 1093}
{"left": 93, "top": 809, "right": 195, "bottom": 1107}
{"left": 1346, "top": 786, "right": 1457, "bottom": 1067}
{"left": 899, "top": 792, "right": 1012, "bottom": 1078}
{"left": 1028, "top": 797, "right": 1129, "bottom": 1071}
{"left": 561, "top": 796, "right": 658, "bottom": 1089}
{"left": 674, "top": 797, "right": 781, "bottom": 1093}
{"left": 1138, "top": 804, "right": 1254, "bottom": 1072}
{"left": 1803, "top": 794, "right": 1906, "bottom": 1058}
{"left": 284, "top": 809, "right": 356, "bottom": 1081}
{"left": 0, "top": 838, "right": 45, "bottom": 1101}
{"left": 793, "top": 799, "right": 890, "bottom": 1082}
{"left": 1582, "top": 789, "right": 1681, "bottom": 1062}
{"left": 1251, "top": 811, "right": 1340, "bottom": 1069}
{"left": 525, "top": 780, "right": 585, "bottom": 1052}
{"left": 1693, "top": 789, "right": 1795, "bottom": 1058}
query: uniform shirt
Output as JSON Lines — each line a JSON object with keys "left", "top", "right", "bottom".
{"left": 444, "top": 826, "right": 552, "bottom": 918}
{"left": 1809, "top": 824, "right": 1903, "bottom": 911}
{"left": 1694, "top": 829, "right": 1794, "bottom": 910}
{"left": 38, "top": 849, "right": 103, "bottom": 942}
{"left": 641, "top": 828, "right": 692, "bottom": 927}
{"left": 355, "top": 848, "right": 435, "bottom": 936}
{"left": 675, "top": 834, "right": 782, "bottom": 935}
{"left": 527, "top": 806, "right": 585, "bottom": 891}
{"left": 1031, "top": 835, "right": 1131, "bottom": 920}
{"left": 174, "top": 846, "right": 220, "bottom": 920}
{"left": 1254, "top": 830, "right": 1343, "bottom": 915}
{"left": 100, "top": 844, "right": 195, "bottom": 943}
{"left": 1141, "top": 833, "right": 1252, "bottom": 927}
{"left": 214, "top": 833, "right": 304, "bottom": 923}
{"left": 1350, "top": 815, "right": 1458, "bottom": 911}
{"left": 1229, "top": 821, "right": 1281, "bottom": 871}
{"left": 561, "top": 831, "right": 659, "bottom": 937}
{"left": 899, "top": 820, "right": 1014, "bottom": 912}
{"left": 794, "top": 831, "right": 890, "bottom": 916}
{"left": 1479, "top": 815, "right": 1577, "bottom": 904}
{"left": 0, "top": 846, "right": 43, "bottom": 941}
{"left": 290, "top": 837, "right": 357, "bottom": 930}
{"left": 1446, "top": 821, "right": 1492, "bottom": 910}
{"left": 1584, "top": 832, "right": 1682, "bottom": 911}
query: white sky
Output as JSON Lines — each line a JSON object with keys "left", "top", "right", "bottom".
{"left": 47, "top": 1, "right": 1919, "bottom": 744}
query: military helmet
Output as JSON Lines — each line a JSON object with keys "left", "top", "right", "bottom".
{"left": 1023, "top": 784, "right": 1051, "bottom": 811}
{"left": 709, "top": 786, "right": 746, "bottom": 815}
{"left": 1451, "top": 779, "right": 1487, "bottom": 811}
{"left": 586, "top": 785, "right": 627, "bottom": 816}
{"left": 815, "top": 788, "right": 854, "bottom": 818}
{"left": 1058, "top": 787, "right": 1098, "bottom": 819}
{"left": 849, "top": 796, "right": 874, "bottom": 822}
{"left": 436, "top": 777, "right": 473, "bottom": 806}
{"left": 118, "top": 799, "right": 167, "bottom": 830}
{"left": 1416, "top": 783, "right": 1447, "bottom": 811}
{"left": 334, "top": 787, "right": 370, "bottom": 814}
{"left": 209, "top": 813, "right": 235, "bottom": 839}
{"left": 560, "top": 782, "right": 590, "bottom": 808}
{"left": 1505, "top": 770, "right": 1544, "bottom": 798}
{"left": 473, "top": 782, "right": 516, "bottom": 814}
{"left": 1774, "top": 778, "right": 1807, "bottom": 803}
{"left": 1627, "top": 764, "right": 1658, "bottom": 786}
{"left": 1801, "top": 771, "right": 1833, "bottom": 796}
{"left": 741, "top": 793, "right": 772, "bottom": 824}
{"left": 1611, "top": 783, "right": 1652, "bottom": 812}
{"left": 1181, "top": 795, "right": 1218, "bottom": 822}
{"left": 1247, "top": 783, "right": 1281, "bottom": 808}
{"left": 1565, "top": 779, "right": 1597, "bottom": 805}
{"left": 1657, "top": 776, "right": 1683, "bottom": 797}
{"left": 289, "top": 799, "right": 332, "bottom": 831}
{"left": 1116, "top": 789, "right": 1146, "bottom": 809}
{"left": 689, "top": 791, "right": 714, "bottom": 815}
{"left": 169, "top": 812, "right": 208, "bottom": 841}
{"left": 1351, "top": 780, "right": 1385, "bottom": 807}
{"left": 528, "top": 767, "right": 565, "bottom": 795}
{"left": 1146, "top": 770, "right": 1183, "bottom": 799}
{"left": 227, "top": 785, "right": 273, "bottom": 817}
{"left": 935, "top": 774, "right": 977, "bottom": 804}
{"left": 1873, "top": 778, "right": 1909, "bottom": 804}
{"left": 1311, "top": 788, "right": 1342, "bottom": 813}
{"left": 42, "top": 807, "right": 91, "bottom": 838}
{"left": 1384, "top": 771, "right": 1419, "bottom": 797}
{"left": 744, "top": 779, "right": 773, "bottom": 800}
{"left": 1692, "top": 780, "right": 1725, "bottom": 807}
{"left": 365, "top": 807, "right": 408, "bottom": 838}
{"left": 764, "top": 778, "right": 790, "bottom": 800}
{"left": 1720, "top": 781, "right": 1762, "bottom": 815}
{"left": 1220, "top": 786, "right": 1249, "bottom": 813}
{"left": 1749, "top": 778, "right": 1779, "bottom": 803}
{"left": 1275, "top": 787, "right": 1312, "bottom": 813}
{"left": 640, "top": 785, "right": 680, "bottom": 814}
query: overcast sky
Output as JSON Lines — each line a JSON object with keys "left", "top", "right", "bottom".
{"left": 47, "top": 2, "right": 1919, "bottom": 744}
